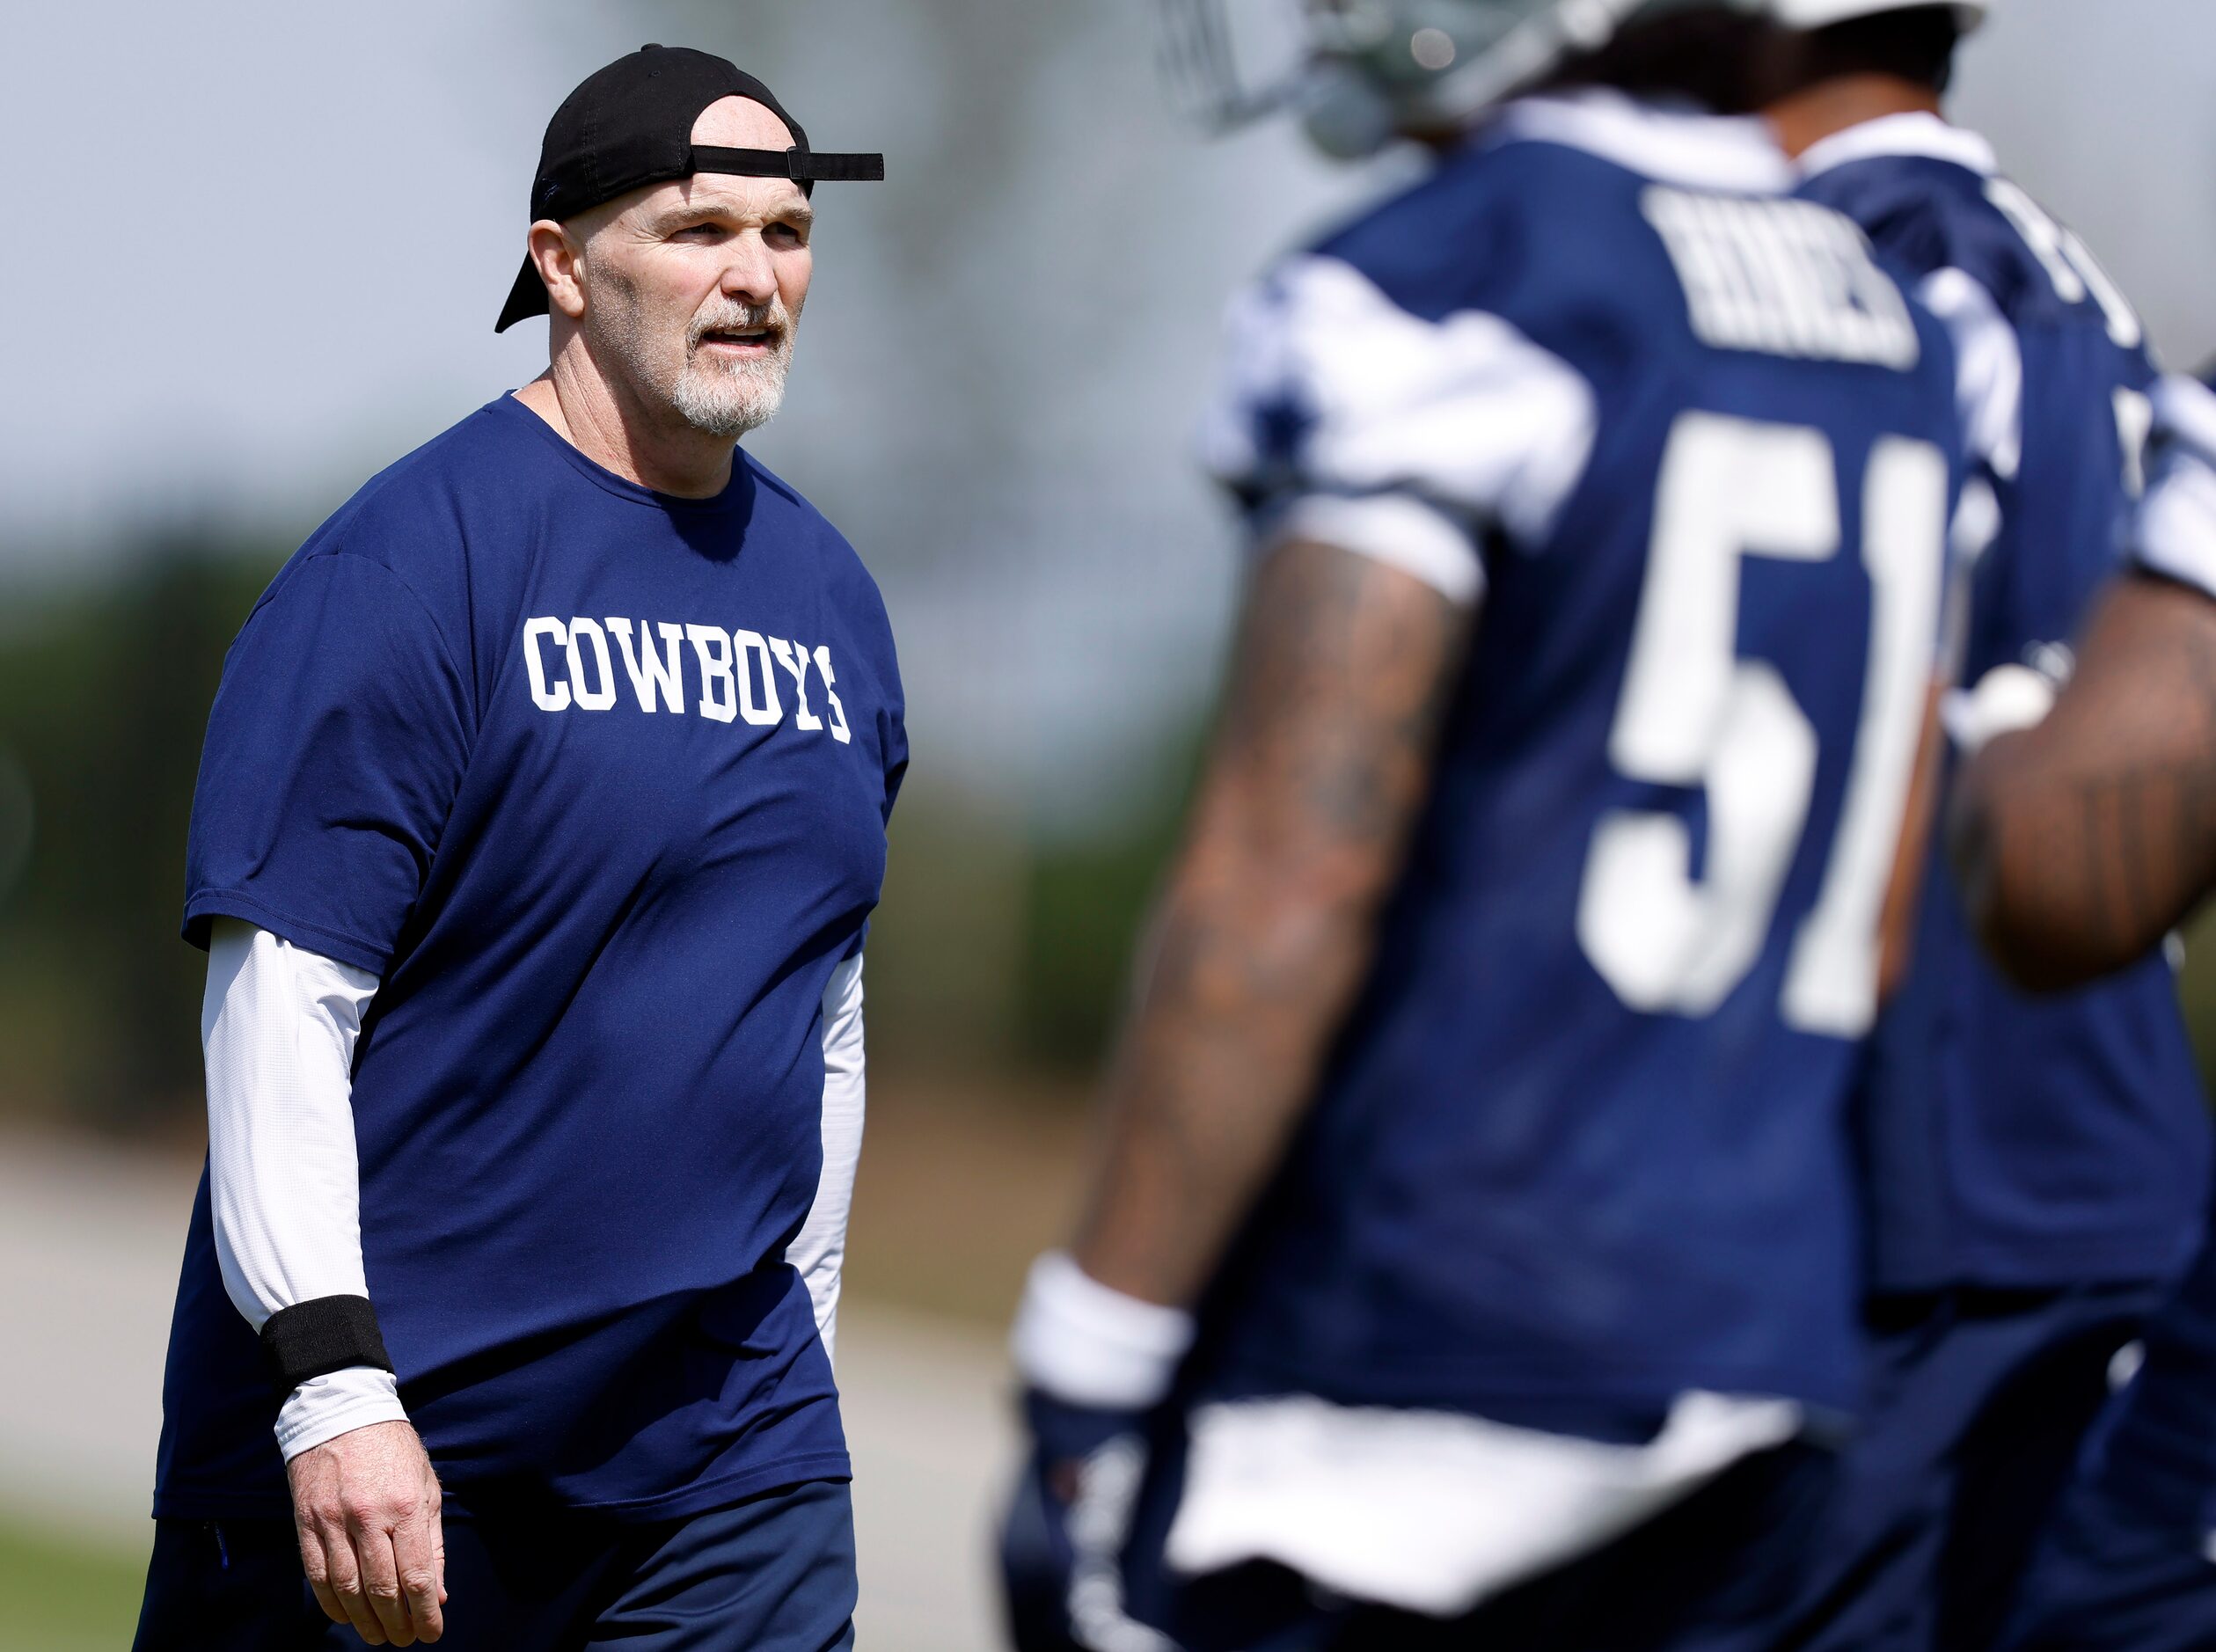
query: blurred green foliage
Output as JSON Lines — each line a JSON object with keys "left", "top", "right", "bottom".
{"left": 1013, "top": 736, "right": 1205, "bottom": 1068}
{"left": 0, "top": 549, "right": 284, "bottom": 1128}
{"left": 10, "top": 550, "right": 2216, "bottom": 1136}
{"left": 0, "top": 550, "right": 1189, "bottom": 1129}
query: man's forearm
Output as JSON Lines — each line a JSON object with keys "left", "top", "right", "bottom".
{"left": 202, "top": 919, "right": 407, "bottom": 1455}
{"left": 1958, "top": 732, "right": 2216, "bottom": 990}
{"left": 1069, "top": 538, "right": 1470, "bottom": 1309}
{"left": 1071, "top": 859, "right": 1379, "bottom": 1307}
{"left": 1955, "top": 574, "right": 2216, "bottom": 989}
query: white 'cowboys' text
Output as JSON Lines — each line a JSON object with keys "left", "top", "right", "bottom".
{"left": 521, "top": 616, "right": 851, "bottom": 742}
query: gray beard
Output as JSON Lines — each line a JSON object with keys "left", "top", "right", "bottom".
{"left": 583, "top": 261, "right": 798, "bottom": 442}
{"left": 669, "top": 339, "right": 791, "bottom": 439}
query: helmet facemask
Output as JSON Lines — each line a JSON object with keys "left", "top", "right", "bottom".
{"left": 1159, "top": 0, "right": 1750, "bottom": 157}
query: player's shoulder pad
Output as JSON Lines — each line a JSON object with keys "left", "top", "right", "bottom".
{"left": 1303, "top": 140, "right": 1537, "bottom": 321}
{"left": 1916, "top": 267, "right": 2024, "bottom": 481}
{"left": 1197, "top": 245, "right": 1597, "bottom": 553}
{"left": 1814, "top": 152, "right": 2140, "bottom": 342}
{"left": 2131, "top": 374, "right": 2216, "bottom": 601}
{"left": 1308, "top": 134, "right": 1678, "bottom": 329}
{"left": 1801, "top": 155, "right": 1977, "bottom": 287}
{"left": 1199, "top": 139, "right": 1614, "bottom": 552}
{"left": 1973, "top": 173, "right": 2140, "bottom": 337}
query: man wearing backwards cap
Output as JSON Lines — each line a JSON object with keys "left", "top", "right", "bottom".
{"left": 132, "top": 45, "right": 892, "bottom": 1651}
{"left": 1752, "top": 4, "right": 2207, "bottom": 1648}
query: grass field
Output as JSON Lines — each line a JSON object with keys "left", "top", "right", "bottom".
{"left": 0, "top": 1515, "right": 147, "bottom": 1651}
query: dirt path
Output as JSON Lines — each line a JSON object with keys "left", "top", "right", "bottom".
{"left": 0, "top": 1129, "right": 1012, "bottom": 1649}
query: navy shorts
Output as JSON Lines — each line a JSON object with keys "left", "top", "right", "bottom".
{"left": 1045, "top": 1423, "right": 1837, "bottom": 1652}
{"left": 2003, "top": 1470, "right": 2216, "bottom": 1652}
{"left": 1774, "top": 1282, "right": 2160, "bottom": 1652}
{"left": 131, "top": 1477, "right": 856, "bottom": 1652}
{"left": 2003, "top": 1265, "right": 2216, "bottom": 1652}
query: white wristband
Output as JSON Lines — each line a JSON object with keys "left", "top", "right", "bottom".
{"left": 1943, "top": 662, "right": 2062, "bottom": 757}
{"left": 1011, "top": 1252, "right": 1196, "bottom": 1410}
{"left": 275, "top": 1367, "right": 410, "bottom": 1461}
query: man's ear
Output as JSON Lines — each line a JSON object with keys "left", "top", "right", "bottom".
{"left": 529, "top": 221, "right": 588, "bottom": 322}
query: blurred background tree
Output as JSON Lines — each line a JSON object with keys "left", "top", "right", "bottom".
{"left": 0, "top": 550, "right": 282, "bottom": 1129}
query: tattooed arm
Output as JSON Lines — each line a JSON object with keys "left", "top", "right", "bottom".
{"left": 1954, "top": 571, "right": 2216, "bottom": 991}
{"left": 1068, "top": 537, "right": 1472, "bottom": 1310}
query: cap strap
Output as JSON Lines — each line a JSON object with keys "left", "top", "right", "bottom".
{"left": 690, "top": 145, "right": 885, "bottom": 183}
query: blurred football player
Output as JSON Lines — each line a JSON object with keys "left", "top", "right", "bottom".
{"left": 996, "top": 2, "right": 1971, "bottom": 1646}
{"left": 1955, "top": 378, "right": 2216, "bottom": 1652}
{"left": 1756, "top": 4, "right": 2212, "bottom": 1647}
{"left": 1959, "top": 374, "right": 2216, "bottom": 978}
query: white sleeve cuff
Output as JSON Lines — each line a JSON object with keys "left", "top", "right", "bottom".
{"left": 1269, "top": 493, "right": 1485, "bottom": 607}
{"left": 2134, "top": 450, "right": 2216, "bottom": 601}
{"left": 1917, "top": 268, "right": 2024, "bottom": 481}
{"left": 2130, "top": 376, "right": 2216, "bottom": 599}
{"left": 1011, "top": 1252, "right": 1197, "bottom": 1410}
{"left": 1203, "top": 256, "right": 1597, "bottom": 555}
{"left": 1942, "top": 663, "right": 2060, "bottom": 757}
{"left": 274, "top": 1367, "right": 409, "bottom": 1461}
{"left": 789, "top": 954, "right": 867, "bottom": 1365}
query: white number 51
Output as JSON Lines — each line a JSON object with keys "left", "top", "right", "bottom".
{"left": 1576, "top": 413, "right": 1948, "bottom": 1039}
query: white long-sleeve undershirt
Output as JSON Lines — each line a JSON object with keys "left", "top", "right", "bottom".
{"left": 201, "top": 919, "right": 407, "bottom": 1459}
{"left": 201, "top": 919, "right": 870, "bottom": 1458}
{"left": 789, "top": 951, "right": 867, "bottom": 1364}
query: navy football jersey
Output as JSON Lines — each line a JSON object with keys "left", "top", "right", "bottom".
{"left": 1798, "top": 113, "right": 2209, "bottom": 1293}
{"left": 1192, "top": 92, "right": 1964, "bottom": 1425}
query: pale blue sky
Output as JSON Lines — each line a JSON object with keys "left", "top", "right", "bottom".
{"left": 3, "top": 0, "right": 2211, "bottom": 822}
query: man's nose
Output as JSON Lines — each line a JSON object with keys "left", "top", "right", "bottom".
{"left": 719, "top": 232, "right": 779, "bottom": 308}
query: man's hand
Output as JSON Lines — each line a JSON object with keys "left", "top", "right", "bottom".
{"left": 998, "top": 1393, "right": 1164, "bottom": 1652}
{"left": 286, "top": 1419, "right": 446, "bottom": 1646}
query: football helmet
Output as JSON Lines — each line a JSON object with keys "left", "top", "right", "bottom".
{"left": 1766, "top": 0, "right": 1987, "bottom": 30}
{"left": 1159, "top": 0, "right": 1762, "bottom": 158}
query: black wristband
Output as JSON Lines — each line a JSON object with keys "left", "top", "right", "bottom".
{"left": 260, "top": 1296, "right": 394, "bottom": 1395}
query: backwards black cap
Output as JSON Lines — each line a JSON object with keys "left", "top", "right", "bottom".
{"left": 495, "top": 44, "right": 884, "bottom": 333}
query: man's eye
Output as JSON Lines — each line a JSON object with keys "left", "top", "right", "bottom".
{"left": 767, "top": 223, "right": 808, "bottom": 247}
{"left": 676, "top": 223, "right": 723, "bottom": 241}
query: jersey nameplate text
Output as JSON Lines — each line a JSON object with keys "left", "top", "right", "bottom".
{"left": 1642, "top": 188, "right": 1920, "bottom": 370}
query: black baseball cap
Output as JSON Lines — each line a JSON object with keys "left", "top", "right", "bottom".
{"left": 494, "top": 44, "right": 884, "bottom": 333}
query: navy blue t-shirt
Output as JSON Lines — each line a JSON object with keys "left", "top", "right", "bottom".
{"left": 1190, "top": 97, "right": 1964, "bottom": 1427}
{"left": 1801, "top": 127, "right": 2210, "bottom": 1293}
{"left": 155, "top": 393, "right": 905, "bottom": 1520}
